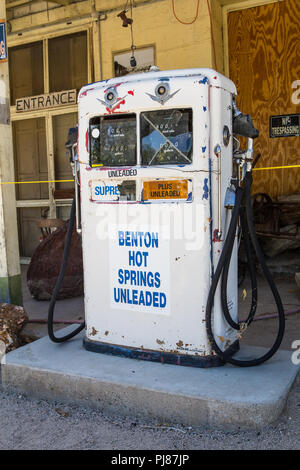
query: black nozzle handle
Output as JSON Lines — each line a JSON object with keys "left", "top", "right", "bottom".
{"left": 233, "top": 113, "right": 259, "bottom": 139}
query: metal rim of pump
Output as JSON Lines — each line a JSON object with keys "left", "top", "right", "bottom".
{"left": 223, "top": 125, "right": 231, "bottom": 147}
{"left": 104, "top": 89, "right": 118, "bottom": 106}
{"left": 155, "top": 82, "right": 170, "bottom": 100}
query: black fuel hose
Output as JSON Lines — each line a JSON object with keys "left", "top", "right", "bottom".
{"left": 48, "top": 198, "right": 85, "bottom": 343}
{"left": 220, "top": 207, "right": 258, "bottom": 330}
{"left": 205, "top": 171, "right": 285, "bottom": 367}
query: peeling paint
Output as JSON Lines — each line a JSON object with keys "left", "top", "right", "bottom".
{"left": 213, "top": 229, "right": 222, "bottom": 243}
{"left": 85, "top": 129, "right": 89, "bottom": 153}
{"left": 156, "top": 339, "right": 165, "bottom": 345}
{"left": 202, "top": 178, "right": 209, "bottom": 200}
{"left": 199, "top": 77, "right": 208, "bottom": 84}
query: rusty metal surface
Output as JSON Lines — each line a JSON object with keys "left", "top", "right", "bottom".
{"left": 252, "top": 192, "right": 300, "bottom": 240}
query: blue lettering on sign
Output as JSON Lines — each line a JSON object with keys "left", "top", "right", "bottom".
{"left": 113, "top": 288, "right": 167, "bottom": 308}
{"left": 113, "top": 230, "right": 166, "bottom": 309}
{"left": 94, "top": 185, "right": 120, "bottom": 196}
{"left": 118, "top": 230, "right": 159, "bottom": 248}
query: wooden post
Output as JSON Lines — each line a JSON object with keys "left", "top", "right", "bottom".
{"left": 0, "top": 3, "right": 22, "bottom": 305}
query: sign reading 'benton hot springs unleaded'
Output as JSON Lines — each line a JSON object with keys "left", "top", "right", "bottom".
{"left": 109, "top": 226, "right": 170, "bottom": 315}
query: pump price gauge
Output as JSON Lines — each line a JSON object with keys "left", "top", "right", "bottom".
{"left": 141, "top": 108, "right": 193, "bottom": 166}
{"left": 89, "top": 113, "right": 136, "bottom": 167}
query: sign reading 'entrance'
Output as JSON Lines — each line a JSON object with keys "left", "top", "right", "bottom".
{"left": 270, "top": 114, "right": 300, "bottom": 138}
{"left": 16, "top": 89, "right": 77, "bottom": 112}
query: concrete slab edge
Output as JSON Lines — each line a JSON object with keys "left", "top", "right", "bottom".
{"left": 1, "top": 361, "right": 295, "bottom": 430}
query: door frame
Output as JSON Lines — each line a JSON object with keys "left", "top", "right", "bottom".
{"left": 9, "top": 25, "right": 93, "bottom": 258}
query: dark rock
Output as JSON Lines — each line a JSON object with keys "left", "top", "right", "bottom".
{"left": 0, "top": 303, "right": 28, "bottom": 352}
{"left": 27, "top": 220, "right": 83, "bottom": 300}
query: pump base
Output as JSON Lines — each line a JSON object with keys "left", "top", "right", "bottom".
{"left": 83, "top": 337, "right": 239, "bottom": 368}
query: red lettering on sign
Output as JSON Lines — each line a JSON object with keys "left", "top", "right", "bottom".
{"left": 85, "top": 129, "right": 89, "bottom": 152}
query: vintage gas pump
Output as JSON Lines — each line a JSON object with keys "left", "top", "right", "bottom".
{"left": 48, "top": 68, "right": 285, "bottom": 367}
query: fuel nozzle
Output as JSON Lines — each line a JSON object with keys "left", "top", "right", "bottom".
{"left": 232, "top": 98, "right": 259, "bottom": 139}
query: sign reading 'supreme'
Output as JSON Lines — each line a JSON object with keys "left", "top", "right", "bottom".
{"left": 270, "top": 114, "right": 300, "bottom": 138}
{"left": 16, "top": 89, "right": 77, "bottom": 112}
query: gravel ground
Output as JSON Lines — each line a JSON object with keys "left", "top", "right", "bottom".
{"left": 0, "top": 371, "right": 299, "bottom": 450}
{"left": 0, "top": 273, "right": 299, "bottom": 450}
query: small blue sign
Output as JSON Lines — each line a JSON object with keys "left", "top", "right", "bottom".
{"left": 0, "top": 22, "right": 7, "bottom": 61}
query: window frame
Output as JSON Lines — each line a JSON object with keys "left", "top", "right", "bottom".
{"left": 112, "top": 44, "right": 156, "bottom": 78}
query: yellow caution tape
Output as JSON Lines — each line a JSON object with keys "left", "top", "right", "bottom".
{"left": 0, "top": 179, "right": 74, "bottom": 184}
{"left": 253, "top": 164, "right": 300, "bottom": 171}
{"left": 0, "top": 164, "right": 299, "bottom": 185}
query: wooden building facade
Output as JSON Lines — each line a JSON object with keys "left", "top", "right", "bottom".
{"left": 3, "top": 0, "right": 300, "bottom": 259}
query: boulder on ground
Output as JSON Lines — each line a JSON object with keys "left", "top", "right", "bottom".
{"left": 27, "top": 220, "right": 83, "bottom": 300}
{"left": 0, "top": 303, "right": 28, "bottom": 353}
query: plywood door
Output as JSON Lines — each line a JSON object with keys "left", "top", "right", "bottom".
{"left": 228, "top": 0, "right": 300, "bottom": 198}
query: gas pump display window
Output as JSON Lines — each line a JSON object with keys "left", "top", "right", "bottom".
{"left": 140, "top": 109, "right": 192, "bottom": 165}
{"left": 89, "top": 114, "right": 136, "bottom": 167}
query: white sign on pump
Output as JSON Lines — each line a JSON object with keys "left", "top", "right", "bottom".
{"left": 109, "top": 225, "right": 170, "bottom": 315}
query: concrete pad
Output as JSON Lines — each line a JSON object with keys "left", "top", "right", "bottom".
{"left": 1, "top": 327, "right": 300, "bottom": 429}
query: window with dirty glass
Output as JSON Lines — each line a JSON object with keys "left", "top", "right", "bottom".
{"left": 89, "top": 114, "right": 136, "bottom": 167}
{"left": 140, "top": 108, "right": 193, "bottom": 166}
{"left": 9, "top": 41, "right": 44, "bottom": 105}
{"left": 49, "top": 31, "right": 88, "bottom": 93}
{"left": 114, "top": 47, "right": 155, "bottom": 77}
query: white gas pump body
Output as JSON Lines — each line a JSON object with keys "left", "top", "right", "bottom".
{"left": 78, "top": 68, "right": 238, "bottom": 366}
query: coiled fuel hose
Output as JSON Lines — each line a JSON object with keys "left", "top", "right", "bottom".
{"left": 205, "top": 170, "right": 285, "bottom": 367}
{"left": 48, "top": 198, "right": 85, "bottom": 343}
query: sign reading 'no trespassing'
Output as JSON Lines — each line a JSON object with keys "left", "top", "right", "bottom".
{"left": 270, "top": 114, "right": 300, "bottom": 138}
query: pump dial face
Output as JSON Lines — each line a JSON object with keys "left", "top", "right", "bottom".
{"left": 140, "top": 108, "right": 193, "bottom": 165}
{"left": 89, "top": 114, "right": 136, "bottom": 167}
